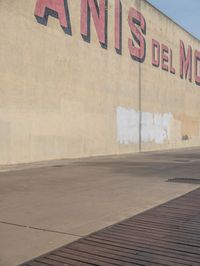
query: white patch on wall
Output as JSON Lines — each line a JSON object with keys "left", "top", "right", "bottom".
{"left": 117, "top": 107, "right": 173, "bottom": 145}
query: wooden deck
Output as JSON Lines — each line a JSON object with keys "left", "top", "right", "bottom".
{"left": 20, "top": 188, "right": 200, "bottom": 266}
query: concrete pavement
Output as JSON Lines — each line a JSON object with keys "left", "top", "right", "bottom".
{"left": 0, "top": 148, "right": 200, "bottom": 265}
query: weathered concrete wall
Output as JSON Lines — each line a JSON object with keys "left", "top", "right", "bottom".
{"left": 0, "top": 0, "right": 200, "bottom": 164}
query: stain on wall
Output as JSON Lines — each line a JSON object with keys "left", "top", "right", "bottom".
{"left": 117, "top": 106, "right": 176, "bottom": 145}
{"left": 0, "top": 0, "right": 200, "bottom": 165}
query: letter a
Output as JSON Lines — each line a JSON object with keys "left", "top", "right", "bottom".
{"left": 34, "top": 0, "right": 69, "bottom": 29}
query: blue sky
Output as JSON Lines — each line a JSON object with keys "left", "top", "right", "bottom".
{"left": 147, "top": 0, "right": 200, "bottom": 40}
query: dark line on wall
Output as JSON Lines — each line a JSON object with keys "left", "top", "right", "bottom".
{"left": 138, "top": 0, "right": 142, "bottom": 153}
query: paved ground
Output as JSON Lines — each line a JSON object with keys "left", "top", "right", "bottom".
{"left": 0, "top": 148, "right": 200, "bottom": 266}
{"left": 22, "top": 187, "right": 200, "bottom": 266}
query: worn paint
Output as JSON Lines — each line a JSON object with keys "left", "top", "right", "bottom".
{"left": 180, "top": 40, "right": 192, "bottom": 82}
{"left": 1, "top": 0, "right": 200, "bottom": 165}
{"left": 34, "top": 0, "right": 200, "bottom": 86}
{"left": 34, "top": 0, "right": 69, "bottom": 28}
{"left": 128, "top": 7, "right": 146, "bottom": 62}
{"left": 81, "top": 0, "right": 107, "bottom": 45}
{"left": 117, "top": 107, "right": 173, "bottom": 145}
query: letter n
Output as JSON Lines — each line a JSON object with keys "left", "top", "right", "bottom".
{"left": 180, "top": 40, "right": 192, "bottom": 82}
{"left": 34, "top": 0, "right": 70, "bottom": 31}
{"left": 81, "top": 0, "right": 107, "bottom": 46}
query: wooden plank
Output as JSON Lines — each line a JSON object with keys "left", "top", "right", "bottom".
{"left": 20, "top": 188, "right": 200, "bottom": 266}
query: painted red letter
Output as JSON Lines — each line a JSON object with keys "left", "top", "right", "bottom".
{"left": 180, "top": 40, "right": 192, "bottom": 82}
{"left": 128, "top": 8, "right": 146, "bottom": 62}
{"left": 161, "top": 44, "right": 169, "bottom": 72}
{"left": 34, "top": 0, "right": 69, "bottom": 28}
{"left": 152, "top": 39, "right": 160, "bottom": 67}
{"left": 170, "top": 49, "right": 176, "bottom": 74}
{"left": 81, "top": 0, "right": 107, "bottom": 45}
{"left": 115, "top": 0, "right": 121, "bottom": 52}
{"left": 195, "top": 50, "right": 200, "bottom": 85}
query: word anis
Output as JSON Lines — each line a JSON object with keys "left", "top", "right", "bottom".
{"left": 35, "top": 0, "right": 200, "bottom": 86}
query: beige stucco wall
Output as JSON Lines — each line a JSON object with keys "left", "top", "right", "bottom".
{"left": 0, "top": 0, "right": 200, "bottom": 165}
